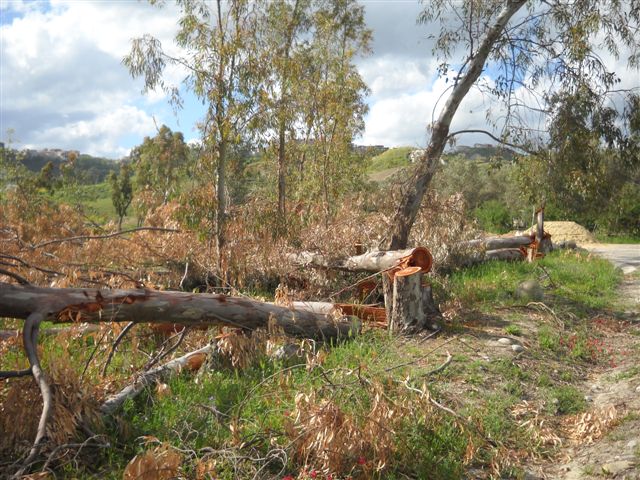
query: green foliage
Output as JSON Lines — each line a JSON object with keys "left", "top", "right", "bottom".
{"left": 131, "top": 125, "right": 188, "bottom": 208}
{"left": 474, "top": 199, "right": 511, "bottom": 233}
{"left": 537, "top": 325, "right": 560, "bottom": 352}
{"left": 395, "top": 416, "right": 467, "bottom": 479}
{"left": 433, "top": 155, "right": 529, "bottom": 231}
{"left": 449, "top": 250, "right": 621, "bottom": 313}
{"left": 504, "top": 324, "right": 522, "bottom": 336}
{"left": 109, "top": 163, "right": 134, "bottom": 230}
{"left": 517, "top": 90, "right": 640, "bottom": 234}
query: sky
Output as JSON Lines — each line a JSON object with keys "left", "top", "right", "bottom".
{"left": 0, "top": 0, "right": 637, "bottom": 159}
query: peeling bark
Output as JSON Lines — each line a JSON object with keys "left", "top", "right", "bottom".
{"left": 288, "top": 247, "right": 433, "bottom": 273}
{"left": 0, "top": 282, "right": 359, "bottom": 340}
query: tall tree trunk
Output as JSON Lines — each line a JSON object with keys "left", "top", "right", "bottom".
{"left": 278, "top": 121, "right": 287, "bottom": 226}
{"left": 388, "top": 0, "right": 527, "bottom": 250}
{"left": 216, "top": 139, "right": 227, "bottom": 277}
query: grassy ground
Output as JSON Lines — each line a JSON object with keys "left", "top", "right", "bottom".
{"left": 0, "top": 250, "right": 632, "bottom": 479}
{"left": 365, "top": 147, "right": 413, "bottom": 173}
{"left": 594, "top": 233, "right": 640, "bottom": 244}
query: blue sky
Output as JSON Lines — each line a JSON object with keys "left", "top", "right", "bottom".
{"left": 1, "top": 0, "right": 636, "bottom": 159}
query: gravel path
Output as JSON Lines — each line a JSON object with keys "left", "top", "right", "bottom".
{"left": 540, "top": 244, "right": 640, "bottom": 480}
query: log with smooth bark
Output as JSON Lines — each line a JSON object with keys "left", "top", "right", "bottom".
{"left": 459, "top": 235, "right": 533, "bottom": 250}
{"left": 101, "top": 345, "right": 212, "bottom": 415}
{"left": 0, "top": 282, "right": 359, "bottom": 340}
{"left": 0, "top": 281, "right": 359, "bottom": 473}
{"left": 484, "top": 248, "right": 526, "bottom": 261}
{"left": 288, "top": 247, "right": 433, "bottom": 273}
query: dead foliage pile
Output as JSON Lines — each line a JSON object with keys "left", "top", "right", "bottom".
{"left": 0, "top": 355, "right": 102, "bottom": 462}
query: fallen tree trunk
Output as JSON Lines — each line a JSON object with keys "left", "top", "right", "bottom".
{"left": 485, "top": 248, "right": 526, "bottom": 261}
{"left": 0, "top": 282, "right": 359, "bottom": 340}
{"left": 459, "top": 235, "right": 533, "bottom": 250}
{"left": 288, "top": 247, "right": 433, "bottom": 273}
{"left": 0, "top": 281, "right": 359, "bottom": 474}
{"left": 101, "top": 344, "right": 212, "bottom": 415}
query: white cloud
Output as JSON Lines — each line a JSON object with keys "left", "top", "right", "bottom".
{"left": 358, "top": 56, "right": 438, "bottom": 100}
{"left": 26, "top": 105, "right": 157, "bottom": 158}
{"left": 0, "top": 0, "right": 186, "bottom": 158}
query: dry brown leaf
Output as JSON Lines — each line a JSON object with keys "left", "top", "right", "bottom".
{"left": 123, "top": 443, "right": 182, "bottom": 480}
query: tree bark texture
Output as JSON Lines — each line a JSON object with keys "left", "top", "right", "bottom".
{"left": 391, "top": 267, "right": 426, "bottom": 332}
{"left": 0, "top": 283, "right": 359, "bottom": 341}
{"left": 536, "top": 207, "right": 553, "bottom": 253}
{"left": 459, "top": 235, "right": 533, "bottom": 250}
{"left": 288, "top": 247, "right": 433, "bottom": 273}
{"left": 485, "top": 248, "right": 526, "bottom": 261}
{"left": 387, "top": 0, "right": 527, "bottom": 250}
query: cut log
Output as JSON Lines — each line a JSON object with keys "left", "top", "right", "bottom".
{"left": 485, "top": 248, "right": 526, "bottom": 261}
{"left": 0, "top": 282, "right": 359, "bottom": 341}
{"left": 391, "top": 266, "right": 426, "bottom": 332}
{"left": 459, "top": 235, "right": 533, "bottom": 250}
{"left": 288, "top": 247, "right": 433, "bottom": 273}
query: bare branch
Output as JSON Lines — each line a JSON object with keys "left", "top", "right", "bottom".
{"left": 0, "top": 268, "right": 30, "bottom": 285}
{"left": 447, "top": 128, "right": 538, "bottom": 155}
{"left": 30, "top": 227, "right": 180, "bottom": 249}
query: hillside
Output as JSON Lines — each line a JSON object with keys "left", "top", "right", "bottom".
{"left": 366, "top": 144, "right": 518, "bottom": 183}
{"left": 20, "top": 149, "right": 119, "bottom": 184}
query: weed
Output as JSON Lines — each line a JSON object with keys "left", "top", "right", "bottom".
{"left": 537, "top": 373, "right": 552, "bottom": 388}
{"left": 538, "top": 325, "right": 560, "bottom": 352}
{"left": 546, "top": 386, "right": 586, "bottom": 415}
{"left": 504, "top": 324, "right": 523, "bottom": 336}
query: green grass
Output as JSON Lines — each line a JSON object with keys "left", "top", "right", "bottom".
{"left": 538, "top": 324, "right": 560, "bottom": 352}
{"left": 366, "top": 146, "right": 414, "bottom": 172}
{"left": 594, "top": 233, "right": 640, "bottom": 244}
{"left": 449, "top": 250, "right": 622, "bottom": 313}
{"left": 504, "top": 324, "right": 523, "bottom": 336}
{"left": 545, "top": 385, "right": 587, "bottom": 415}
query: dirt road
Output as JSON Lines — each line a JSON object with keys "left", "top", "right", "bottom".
{"left": 542, "top": 244, "right": 640, "bottom": 479}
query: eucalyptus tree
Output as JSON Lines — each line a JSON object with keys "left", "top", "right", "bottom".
{"left": 131, "top": 125, "right": 188, "bottom": 207}
{"left": 260, "top": 0, "right": 311, "bottom": 227}
{"left": 259, "top": 0, "right": 370, "bottom": 228}
{"left": 518, "top": 89, "right": 640, "bottom": 230}
{"left": 124, "top": 0, "right": 265, "bottom": 268}
{"left": 109, "top": 163, "right": 134, "bottom": 231}
{"left": 296, "top": 0, "right": 370, "bottom": 221}
{"left": 388, "top": 0, "right": 640, "bottom": 249}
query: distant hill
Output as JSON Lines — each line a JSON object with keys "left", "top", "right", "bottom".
{"left": 20, "top": 149, "right": 119, "bottom": 184}
{"left": 449, "top": 143, "right": 516, "bottom": 161}
{"left": 366, "top": 146, "right": 414, "bottom": 172}
{"left": 365, "top": 144, "right": 518, "bottom": 182}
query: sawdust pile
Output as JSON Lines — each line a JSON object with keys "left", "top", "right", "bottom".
{"left": 513, "top": 221, "right": 596, "bottom": 244}
{"left": 538, "top": 221, "right": 596, "bottom": 244}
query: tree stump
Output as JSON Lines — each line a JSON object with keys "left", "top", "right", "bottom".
{"left": 421, "top": 283, "right": 442, "bottom": 329}
{"left": 391, "top": 266, "right": 426, "bottom": 332}
{"left": 382, "top": 269, "right": 396, "bottom": 326}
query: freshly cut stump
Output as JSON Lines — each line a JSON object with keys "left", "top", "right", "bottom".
{"left": 391, "top": 266, "right": 425, "bottom": 332}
